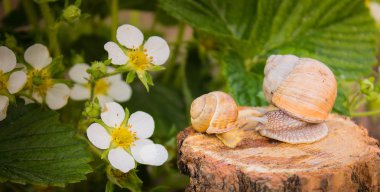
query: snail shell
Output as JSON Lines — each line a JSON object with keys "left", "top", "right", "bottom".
{"left": 190, "top": 91, "right": 238, "bottom": 134}
{"left": 257, "top": 55, "right": 337, "bottom": 143}
{"left": 263, "top": 55, "right": 337, "bottom": 123}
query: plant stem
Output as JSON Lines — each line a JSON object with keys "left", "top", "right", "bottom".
{"left": 110, "top": 0, "right": 119, "bottom": 41}
{"left": 102, "top": 68, "right": 130, "bottom": 78}
{"left": 2, "top": 0, "right": 11, "bottom": 15}
{"left": 21, "top": 0, "right": 41, "bottom": 41}
{"left": 179, "top": 53, "right": 192, "bottom": 119}
{"left": 77, "top": 132, "right": 103, "bottom": 157}
{"left": 90, "top": 80, "right": 95, "bottom": 100}
{"left": 76, "top": 114, "right": 102, "bottom": 157}
{"left": 130, "top": 10, "right": 140, "bottom": 26}
{"left": 163, "top": 23, "right": 185, "bottom": 83}
{"left": 351, "top": 109, "right": 380, "bottom": 117}
{"left": 39, "top": 2, "right": 60, "bottom": 56}
{"left": 149, "top": 15, "right": 157, "bottom": 33}
{"left": 348, "top": 91, "right": 362, "bottom": 114}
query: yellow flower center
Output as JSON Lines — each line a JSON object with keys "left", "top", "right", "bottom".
{"left": 0, "top": 71, "right": 8, "bottom": 91}
{"left": 94, "top": 79, "right": 109, "bottom": 95}
{"left": 365, "top": 0, "right": 370, "bottom": 7}
{"left": 27, "top": 69, "right": 53, "bottom": 97}
{"left": 111, "top": 125, "right": 136, "bottom": 148}
{"left": 128, "top": 48, "right": 152, "bottom": 71}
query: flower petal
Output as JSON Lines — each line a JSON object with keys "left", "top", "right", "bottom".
{"left": 108, "top": 147, "right": 135, "bottom": 173}
{"left": 32, "top": 91, "right": 43, "bottom": 103}
{"left": 116, "top": 24, "right": 144, "bottom": 49}
{"left": 16, "top": 63, "right": 27, "bottom": 71}
{"left": 70, "top": 84, "right": 90, "bottom": 100}
{"left": 143, "top": 36, "right": 170, "bottom": 65}
{"left": 20, "top": 96, "right": 34, "bottom": 105}
{"left": 46, "top": 83, "right": 70, "bottom": 110}
{"left": 128, "top": 111, "right": 154, "bottom": 139}
{"left": 131, "top": 139, "right": 154, "bottom": 164}
{"left": 104, "top": 42, "right": 129, "bottom": 65}
{"left": 370, "top": 2, "right": 380, "bottom": 24}
{"left": 140, "top": 144, "right": 168, "bottom": 166}
{"left": 7, "top": 71, "right": 27, "bottom": 94}
{"left": 108, "top": 81, "right": 132, "bottom": 102}
{"left": 97, "top": 95, "right": 114, "bottom": 108}
{"left": 101, "top": 102, "right": 125, "bottom": 128}
{"left": 24, "top": 44, "right": 52, "bottom": 70}
{"left": 0, "top": 95, "right": 9, "bottom": 121}
{"left": 106, "top": 67, "right": 122, "bottom": 82}
{"left": 0, "top": 46, "right": 16, "bottom": 73}
{"left": 86, "top": 123, "right": 111, "bottom": 149}
{"left": 68, "top": 63, "right": 90, "bottom": 84}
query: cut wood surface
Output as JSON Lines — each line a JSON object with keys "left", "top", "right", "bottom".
{"left": 177, "top": 114, "right": 380, "bottom": 192}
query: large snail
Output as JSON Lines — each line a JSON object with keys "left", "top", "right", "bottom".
{"left": 255, "top": 54, "right": 337, "bottom": 143}
{"left": 189, "top": 54, "right": 337, "bottom": 147}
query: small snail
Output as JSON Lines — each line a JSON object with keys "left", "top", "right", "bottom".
{"left": 190, "top": 91, "right": 238, "bottom": 134}
{"left": 253, "top": 54, "right": 337, "bottom": 143}
{"left": 190, "top": 91, "right": 242, "bottom": 147}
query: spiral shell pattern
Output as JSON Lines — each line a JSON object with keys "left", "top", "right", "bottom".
{"left": 263, "top": 55, "right": 337, "bottom": 123}
{"left": 190, "top": 91, "right": 238, "bottom": 134}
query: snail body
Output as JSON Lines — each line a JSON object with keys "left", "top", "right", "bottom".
{"left": 257, "top": 54, "right": 337, "bottom": 143}
{"left": 254, "top": 110, "right": 328, "bottom": 144}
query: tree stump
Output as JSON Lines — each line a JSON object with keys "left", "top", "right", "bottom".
{"left": 177, "top": 114, "right": 380, "bottom": 192}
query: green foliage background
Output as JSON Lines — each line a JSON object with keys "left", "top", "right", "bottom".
{"left": 0, "top": 0, "right": 379, "bottom": 191}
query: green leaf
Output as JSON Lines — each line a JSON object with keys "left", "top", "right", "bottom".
{"left": 149, "top": 185, "right": 170, "bottom": 192}
{"left": 146, "top": 73, "right": 154, "bottom": 86}
{"left": 137, "top": 72, "right": 150, "bottom": 92}
{"left": 126, "top": 71, "right": 136, "bottom": 83}
{"left": 33, "top": 0, "right": 59, "bottom": 3}
{"left": 222, "top": 52, "right": 267, "bottom": 106}
{"left": 333, "top": 88, "right": 350, "bottom": 116}
{"left": 105, "top": 181, "right": 114, "bottom": 192}
{"left": 0, "top": 104, "right": 92, "bottom": 186}
{"left": 148, "top": 65, "right": 166, "bottom": 72}
{"left": 48, "top": 56, "right": 65, "bottom": 76}
{"left": 159, "top": 0, "right": 256, "bottom": 38}
{"left": 159, "top": 0, "right": 378, "bottom": 79}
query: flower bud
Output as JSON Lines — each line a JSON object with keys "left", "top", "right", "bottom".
{"left": 360, "top": 78, "right": 374, "bottom": 95}
{"left": 83, "top": 99, "right": 101, "bottom": 118}
{"left": 62, "top": 5, "right": 81, "bottom": 23}
{"left": 5, "top": 34, "right": 17, "bottom": 50}
{"left": 87, "top": 61, "right": 107, "bottom": 79}
{"left": 367, "top": 92, "right": 380, "bottom": 102}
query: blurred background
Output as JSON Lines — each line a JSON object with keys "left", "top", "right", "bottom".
{"left": 1, "top": 0, "right": 380, "bottom": 191}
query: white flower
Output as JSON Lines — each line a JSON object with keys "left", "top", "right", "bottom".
{"left": 0, "top": 46, "right": 28, "bottom": 121}
{"left": 0, "top": 96, "right": 9, "bottom": 121}
{"left": 68, "top": 63, "right": 132, "bottom": 106}
{"left": 104, "top": 24, "right": 170, "bottom": 71}
{"left": 370, "top": 2, "right": 380, "bottom": 25}
{"left": 24, "top": 44, "right": 70, "bottom": 110}
{"left": 86, "top": 102, "right": 168, "bottom": 173}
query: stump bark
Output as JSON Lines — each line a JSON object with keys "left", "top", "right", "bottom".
{"left": 177, "top": 114, "right": 380, "bottom": 192}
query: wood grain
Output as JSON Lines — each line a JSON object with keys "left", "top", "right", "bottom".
{"left": 177, "top": 114, "right": 380, "bottom": 192}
